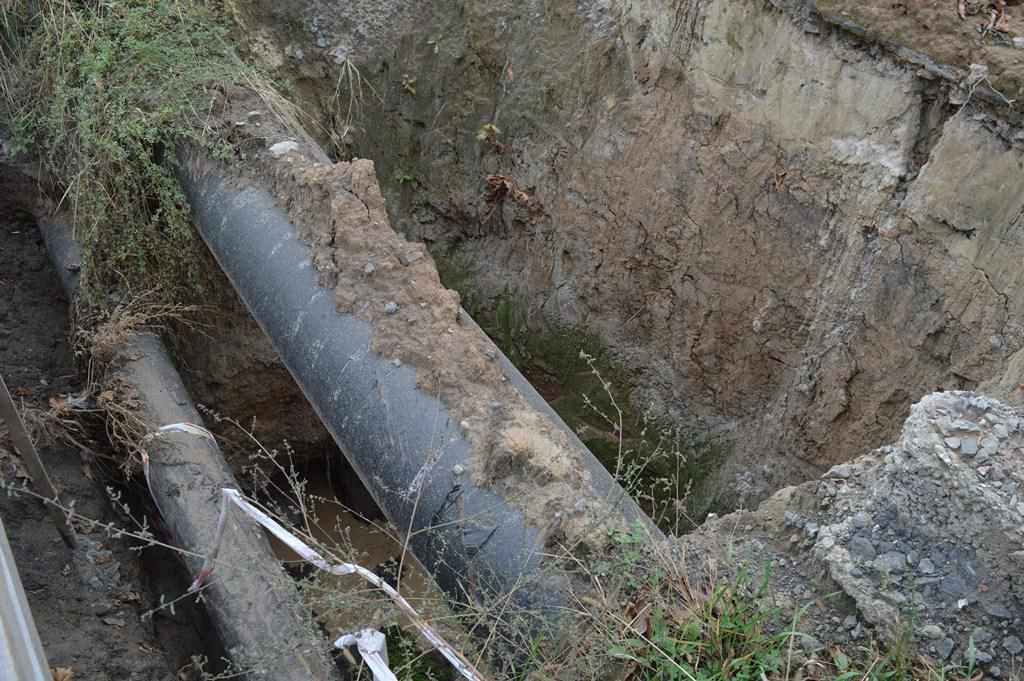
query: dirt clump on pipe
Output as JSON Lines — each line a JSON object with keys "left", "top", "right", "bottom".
{"left": 203, "top": 88, "right": 641, "bottom": 553}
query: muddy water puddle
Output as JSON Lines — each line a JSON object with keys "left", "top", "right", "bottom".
{"left": 262, "top": 465, "right": 453, "bottom": 639}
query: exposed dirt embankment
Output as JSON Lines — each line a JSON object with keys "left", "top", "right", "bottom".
{"left": 230, "top": 0, "right": 1024, "bottom": 515}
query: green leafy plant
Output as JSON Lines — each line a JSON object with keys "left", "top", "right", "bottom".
{"left": 614, "top": 567, "right": 787, "bottom": 681}
{"left": 3, "top": 0, "right": 271, "bottom": 310}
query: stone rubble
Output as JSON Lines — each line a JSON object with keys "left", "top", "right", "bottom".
{"left": 679, "top": 391, "right": 1023, "bottom": 673}
{"left": 808, "top": 392, "right": 1024, "bottom": 669}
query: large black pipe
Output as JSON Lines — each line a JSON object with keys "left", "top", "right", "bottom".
{"left": 177, "top": 145, "right": 659, "bottom": 623}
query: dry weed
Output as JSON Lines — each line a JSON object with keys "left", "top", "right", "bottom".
{"left": 19, "top": 396, "right": 94, "bottom": 454}
{"left": 93, "top": 380, "right": 149, "bottom": 476}
{"left": 77, "top": 289, "right": 202, "bottom": 367}
{"left": 327, "top": 56, "right": 380, "bottom": 154}
{"left": 66, "top": 289, "right": 204, "bottom": 474}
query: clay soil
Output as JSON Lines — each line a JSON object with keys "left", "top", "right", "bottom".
{"left": 0, "top": 185, "right": 218, "bottom": 680}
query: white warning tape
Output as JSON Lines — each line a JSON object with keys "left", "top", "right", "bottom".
{"left": 139, "top": 422, "right": 218, "bottom": 522}
{"left": 336, "top": 630, "right": 398, "bottom": 681}
{"left": 154, "top": 422, "right": 217, "bottom": 441}
{"left": 140, "top": 423, "right": 488, "bottom": 681}
{"left": 191, "top": 488, "right": 489, "bottom": 681}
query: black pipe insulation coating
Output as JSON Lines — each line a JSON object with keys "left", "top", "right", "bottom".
{"left": 175, "top": 148, "right": 661, "bottom": 626}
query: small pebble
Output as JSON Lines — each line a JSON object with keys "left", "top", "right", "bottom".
{"left": 398, "top": 251, "right": 424, "bottom": 266}
{"left": 827, "top": 464, "right": 854, "bottom": 479}
{"left": 799, "top": 635, "right": 823, "bottom": 653}
{"left": 384, "top": 301, "right": 400, "bottom": 315}
{"left": 972, "top": 627, "right": 993, "bottom": 644}
{"left": 1003, "top": 636, "right": 1023, "bottom": 656}
{"left": 268, "top": 140, "right": 300, "bottom": 157}
{"left": 984, "top": 602, "right": 1013, "bottom": 619}
{"left": 849, "top": 536, "right": 877, "bottom": 561}
{"left": 873, "top": 551, "right": 905, "bottom": 573}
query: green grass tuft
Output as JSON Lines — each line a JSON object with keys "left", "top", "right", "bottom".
{"left": 4, "top": 0, "right": 251, "bottom": 309}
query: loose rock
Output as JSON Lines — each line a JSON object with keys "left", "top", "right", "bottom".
{"left": 268, "top": 140, "right": 301, "bottom": 157}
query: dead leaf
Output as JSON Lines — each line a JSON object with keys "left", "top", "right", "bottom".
{"left": 14, "top": 387, "right": 33, "bottom": 397}
{"left": 51, "top": 667, "right": 74, "bottom": 681}
{"left": 626, "top": 602, "right": 652, "bottom": 636}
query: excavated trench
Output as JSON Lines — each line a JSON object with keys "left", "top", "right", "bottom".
{"left": 0, "top": 186, "right": 461, "bottom": 681}
{"left": 201, "top": 0, "right": 1024, "bottom": 524}
{"left": 6, "top": 0, "right": 1024, "bottom": 675}
{"left": 81, "top": 0, "right": 1024, "bottom": 540}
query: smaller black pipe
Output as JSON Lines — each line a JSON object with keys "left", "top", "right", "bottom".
{"left": 34, "top": 213, "right": 341, "bottom": 681}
